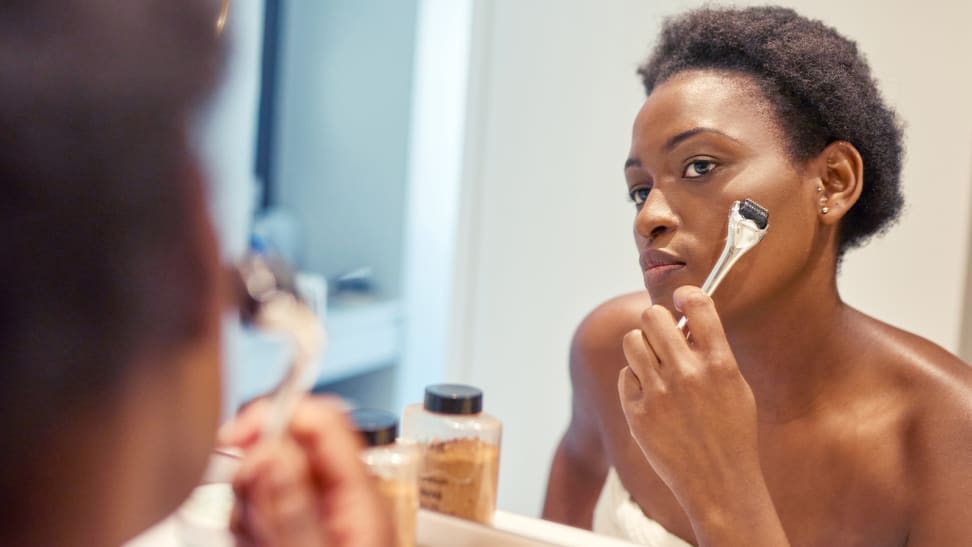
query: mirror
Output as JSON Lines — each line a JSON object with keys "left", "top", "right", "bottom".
{"left": 201, "top": 0, "right": 972, "bottom": 539}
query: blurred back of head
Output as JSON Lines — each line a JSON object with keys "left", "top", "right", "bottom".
{"left": 0, "top": 0, "right": 224, "bottom": 538}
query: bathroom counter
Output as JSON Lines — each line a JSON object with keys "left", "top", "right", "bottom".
{"left": 422, "top": 510, "right": 641, "bottom": 546}
{"left": 128, "top": 508, "right": 639, "bottom": 546}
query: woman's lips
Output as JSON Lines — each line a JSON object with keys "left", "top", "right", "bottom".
{"left": 640, "top": 250, "right": 686, "bottom": 286}
{"left": 642, "top": 262, "right": 686, "bottom": 285}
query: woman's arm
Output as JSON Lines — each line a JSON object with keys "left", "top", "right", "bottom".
{"left": 542, "top": 415, "right": 607, "bottom": 529}
{"left": 542, "top": 304, "right": 625, "bottom": 528}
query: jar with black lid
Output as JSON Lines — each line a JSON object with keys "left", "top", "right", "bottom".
{"left": 400, "top": 384, "right": 502, "bottom": 524}
{"left": 351, "top": 409, "right": 418, "bottom": 547}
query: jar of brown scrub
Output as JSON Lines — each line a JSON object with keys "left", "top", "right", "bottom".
{"left": 351, "top": 409, "right": 419, "bottom": 547}
{"left": 400, "top": 384, "right": 502, "bottom": 524}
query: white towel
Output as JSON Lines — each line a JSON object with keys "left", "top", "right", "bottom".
{"left": 592, "top": 468, "right": 694, "bottom": 547}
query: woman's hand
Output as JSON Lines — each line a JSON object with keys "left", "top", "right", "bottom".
{"left": 618, "top": 286, "right": 761, "bottom": 514}
{"left": 220, "top": 397, "right": 393, "bottom": 547}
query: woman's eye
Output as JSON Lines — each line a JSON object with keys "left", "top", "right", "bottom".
{"left": 628, "top": 187, "right": 650, "bottom": 206}
{"left": 683, "top": 159, "right": 717, "bottom": 178}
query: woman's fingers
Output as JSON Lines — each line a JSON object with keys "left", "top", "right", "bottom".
{"left": 637, "top": 304, "right": 690, "bottom": 372}
{"left": 225, "top": 395, "right": 368, "bottom": 497}
{"left": 673, "top": 286, "right": 731, "bottom": 357}
{"left": 233, "top": 439, "right": 324, "bottom": 546}
{"left": 286, "top": 397, "right": 369, "bottom": 488}
{"left": 219, "top": 395, "right": 355, "bottom": 455}
{"left": 285, "top": 397, "right": 394, "bottom": 547}
{"left": 225, "top": 396, "right": 368, "bottom": 504}
{"left": 620, "top": 328, "right": 663, "bottom": 397}
{"left": 228, "top": 395, "right": 392, "bottom": 547}
{"left": 219, "top": 398, "right": 272, "bottom": 448}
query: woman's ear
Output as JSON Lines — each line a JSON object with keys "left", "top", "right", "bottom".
{"left": 814, "top": 141, "right": 864, "bottom": 226}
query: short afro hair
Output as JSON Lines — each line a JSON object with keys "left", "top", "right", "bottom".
{"left": 639, "top": 6, "right": 904, "bottom": 254}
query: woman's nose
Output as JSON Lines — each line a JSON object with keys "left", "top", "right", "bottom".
{"left": 634, "top": 189, "right": 678, "bottom": 243}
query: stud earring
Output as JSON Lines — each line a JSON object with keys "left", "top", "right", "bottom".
{"left": 818, "top": 188, "right": 829, "bottom": 209}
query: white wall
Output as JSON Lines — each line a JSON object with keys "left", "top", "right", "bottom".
{"left": 453, "top": 0, "right": 972, "bottom": 517}
{"left": 798, "top": 0, "right": 972, "bottom": 350}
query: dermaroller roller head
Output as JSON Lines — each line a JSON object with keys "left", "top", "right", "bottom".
{"left": 676, "top": 198, "right": 769, "bottom": 330}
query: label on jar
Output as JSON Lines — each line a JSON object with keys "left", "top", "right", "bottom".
{"left": 418, "top": 438, "right": 499, "bottom": 524}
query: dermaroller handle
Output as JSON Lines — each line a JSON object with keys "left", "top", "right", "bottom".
{"left": 236, "top": 253, "right": 326, "bottom": 438}
{"left": 676, "top": 199, "right": 768, "bottom": 331}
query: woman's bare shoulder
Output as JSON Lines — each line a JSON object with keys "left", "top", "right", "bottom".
{"left": 571, "top": 292, "right": 652, "bottom": 365}
{"left": 566, "top": 292, "right": 653, "bottom": 394}
{"left": 858, "top": 314, "right": 972, "bottom": 401}
{"left": 855, "top": 314, "right": 972, "bottom": 459}
{"left": 860, "top": 319, "right": 972, "bottom": 531}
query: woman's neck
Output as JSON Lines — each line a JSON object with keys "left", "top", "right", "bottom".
{"left": 723, "top": 262, "right": 859, "bottom": 423}
{"left": 3, "top": 414, "right": 134, "bottom": 546}
{"left": 7, "top": 379, "right": 185, "bottom": 547}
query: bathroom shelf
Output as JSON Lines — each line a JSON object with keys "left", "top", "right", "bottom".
{"left": 229, "top": 299, "right": 403, "bottom": 405}
{"left": 320, "top": 298, "right": 403, "bottom": 384}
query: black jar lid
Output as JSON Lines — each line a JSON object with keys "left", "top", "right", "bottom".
{"left": 350, "top": 409, "right": 399, "bottom": 447}
{"left": 424, "top": 384, "right": 483, "bottom": 415}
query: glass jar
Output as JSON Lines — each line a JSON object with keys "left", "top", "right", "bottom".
{"left": 400, "top": 384, "right": 502, "bottom": 524}
{"left": 351, "top": 409, "right": 419, "bottom": 547}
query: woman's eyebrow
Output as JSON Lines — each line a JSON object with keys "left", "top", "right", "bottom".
{"left": 625, "top": 127, "right": 743, "bottom": 171}
{"left": 664, "top": 127, "right": 741, "bottom": 151}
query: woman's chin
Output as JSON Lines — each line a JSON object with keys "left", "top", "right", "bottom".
{"left": 643, "top": 289, "right": 677, "bottom": 315}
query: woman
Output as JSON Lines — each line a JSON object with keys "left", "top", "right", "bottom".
{"left": 543, "top": 6, "right": 972, "bottom": 546}
{"left": 0, "top": 1, "right": 388, "bottom": 545}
